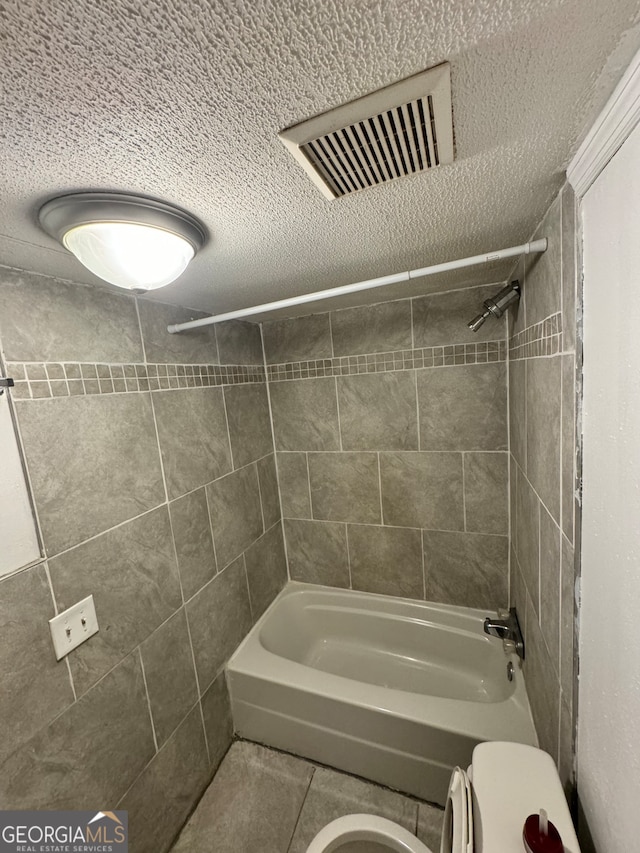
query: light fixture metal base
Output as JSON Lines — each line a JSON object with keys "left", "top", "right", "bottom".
{"left": 39, "top": 192, "right": 207, "bottom": 253}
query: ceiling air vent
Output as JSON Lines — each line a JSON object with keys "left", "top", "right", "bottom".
{"left": 279, "top": 63, "right": 453, "bottom": 200}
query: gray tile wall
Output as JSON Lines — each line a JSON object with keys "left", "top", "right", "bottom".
{"left": 0, "top": 268, "right": 286, "bottom": 850}
{"left": 507, "top": 184, "right": 580, "bottom": 791}
{"left": 263, "top": 284, "right": 510, "bottom": 610}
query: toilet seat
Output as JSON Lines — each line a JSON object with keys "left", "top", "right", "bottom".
{"left": 305, "top": 814, "right": 434, "bottom": 853}
{"left": 440, "top": 768, "right": 473, "bottom": 853}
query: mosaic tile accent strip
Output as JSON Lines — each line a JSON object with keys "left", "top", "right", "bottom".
{"left": 266, "top": 340, "right": 506, "bottom": 382}
{"left": 509, "top": 313, "right": 563, "bottom": 360}
{"left": 6, "top": 361, "right": 265, "bottom": 400}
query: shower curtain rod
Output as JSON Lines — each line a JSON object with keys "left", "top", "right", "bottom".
{"left": 167, "top": 237, "right": 547, "bottom": 334}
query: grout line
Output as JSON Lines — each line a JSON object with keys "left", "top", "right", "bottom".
{"left": 140, "top": 602, "right": 188, "bottom": 648}
{"left": 559, "top": 191, "right": 564, "bottom": 371}
{"left": 166, "top": 501, "right": 186, "bottom": 607}
{"left": 57, "top": 366, "right": 71, "bottom": 397}
{"left": 46, "top": 503, "right": 165, "bottom": 562}
{"left": 42, "top": 560, "right": 59, "bottom": 616}
{"left": 556, "top": 683, "right": 563, "bottom": 769}
{"left": 570, "top": 352, "right": 577, "bottom": 547}
{"left": 509, "top": 455, "right": 516, "bottom": 607}
{"left": 259, "top": 448, "right": 508, "bottom": 455}
{"left": 242, "top": 553, "right": 255, "bottom": 624}
{"left": 557, "top": 350, "right": 573, "bottom": 682}
{"left": 43, "top": 560, "right": 81, "bottom": 699}
{"left": 377, "top": 452, "right": 384, "bottom": 524}
{"left": 181, "top": 607, "right": 211, "bottom": 765}
{"left": 64, "top": 656, "right": 77, "bottom": 703}
{"left": 523, "top": 353, "right": 528, "bottom": 481}
{"left": 559, "top": 349, "right": 565, "bottom": 544}
{"left": 220, "top": 386, "right": 235, "bottom": 471}
{"left": 414, "top": 368, "right": 421, "bottom": 451}
{"left": 421, "top": 529, "right": 427, "bottom": 601}
{"left": 537, "top": 501, "right": 542, "bottom": 625}
{"left": 505, "top": 334, "right": 512, "bottom": 607}
{"left": 334, "top": 376, "right": 343, "bottom": 452}
{"left": 278, "top": 514, "right": 507, "bottom": 539}
{"left": 203, "top": 485, "right": 220, "bottom": 575}
{"left": 255, "top": 461, "right": 266, "bottom": 534}
{"left": 511, "top": 455, "right": 561, "bottom": 543}
{"left": 345, "top": 523, "right": 353, "bottom": 589}
{"left": 280, "top": 516, "right": 292, "bottom": 582}
{"left": 41, "top": 560, "right": 80, "bottom": 701}
{"left": 198, "top": 451, "right": 274, "bottom": 485}
{"left": 461, "top": 452, "right": 467, "bottom": 533}
{"left": 305, "top": 452, "right": 313, "bottom": 519}
{"left": 181, "top": 572, "right": 219, "bottom": 609}
{"left": 138, "top": 647, "right": 159, "bottom": 753}
{"left": 410, "top": 298, "right": 415, "bottom": 350}
{"left": 285, "top": 766, "right": 317, "bottom": 853}
{"left": 328, "top": 312, "right": 335, "bottom": 358}
{"left": 259, "top": 322, "right": 288, "bottom": 578}
{"left": 135, "top": 300, "right": 170, "bottom": 507}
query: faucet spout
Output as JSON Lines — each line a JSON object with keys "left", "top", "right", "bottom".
{"left": 483, "top": 607, "right": 525, "bottom": 660}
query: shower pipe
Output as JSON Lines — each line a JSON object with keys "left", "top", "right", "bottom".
{"left": 167, "top": 238, "right": 547, "bottom": 334}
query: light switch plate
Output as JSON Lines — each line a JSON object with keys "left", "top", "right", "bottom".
{"left": 49, "top": 594, "right": 99, "bottom": 660}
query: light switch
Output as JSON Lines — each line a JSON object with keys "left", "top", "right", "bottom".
{"left": 49, "top": 595, "right": 99, "bottom": 660}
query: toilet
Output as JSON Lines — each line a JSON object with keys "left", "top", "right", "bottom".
{"left": 306, "top": 742, "right": 581, "bottom": 853}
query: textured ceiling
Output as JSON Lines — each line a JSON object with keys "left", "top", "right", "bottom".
{"left": 1, "top": 0, "right": 640, "bottom": 319}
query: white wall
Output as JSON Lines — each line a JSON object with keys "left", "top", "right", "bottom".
{"left": 578, "top": 119, "right": 640, "bottom": 852}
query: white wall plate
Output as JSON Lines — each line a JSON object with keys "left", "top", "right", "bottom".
{"left": 49, "top": 594, "right": 99, "bottom": 660}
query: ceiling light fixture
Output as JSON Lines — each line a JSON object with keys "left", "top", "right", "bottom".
{"left": 39, "top": 192, "right": 207, "bottom": 292}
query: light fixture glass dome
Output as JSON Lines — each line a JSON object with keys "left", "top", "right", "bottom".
{"left": 39, "top": 192, "right": 207, "bottom": 292}
{"left": 63, "top": 222, "right": 195, "bottom": 291}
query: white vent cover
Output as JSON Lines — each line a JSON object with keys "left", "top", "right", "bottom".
{"left": 279, "top": 63, "right": 453, "bottom": 200}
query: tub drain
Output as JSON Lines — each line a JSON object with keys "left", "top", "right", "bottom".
{"left": 507, "top": 662, "right": 514, "bottom": 681}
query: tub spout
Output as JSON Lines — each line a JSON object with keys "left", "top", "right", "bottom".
{"left": 483, "top": 607, "right": 525, "bottom": 660}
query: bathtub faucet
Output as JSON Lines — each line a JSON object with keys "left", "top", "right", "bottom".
{"left": 483, "top": 607, "right": 525, "bottom": 660}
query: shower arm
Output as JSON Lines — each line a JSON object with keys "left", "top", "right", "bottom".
{"left": 167, "top": 238, "right": 547, "bottom": 334}
{"left": 467, "top": 280, "right": 522, "bottom": 332}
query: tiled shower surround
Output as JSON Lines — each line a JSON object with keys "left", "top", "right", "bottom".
{"left": 507, "top": 183, "right": 580, "bottom": 791}
{"left": 261, "top": 184, "right": 580, "bottom": 792}
{"left": 264, "top": 286, "right": 511, "bottom": 609}
{"left": 0, "top": 269, "right": 286, "bottom": 853}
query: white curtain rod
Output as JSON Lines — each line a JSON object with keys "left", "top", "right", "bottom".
{"left": 167, "top": 238, "right": 547, "bottom": 334}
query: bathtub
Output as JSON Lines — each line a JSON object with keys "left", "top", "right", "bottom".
{"left": 226, "top": 582, "right": 538, "bottom": 804}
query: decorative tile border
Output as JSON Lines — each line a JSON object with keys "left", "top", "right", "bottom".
{"left": 6, "top": 361, "right": 265, "bottom": 400}
{"left": 508, "top": 313, "right": 563, "bottom": 360}
{"left": 266, "top": 340, "right": 506, "bottom": 382}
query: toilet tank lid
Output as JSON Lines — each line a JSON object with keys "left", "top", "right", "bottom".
{"left": 471, "top": 742, "right": 580, "bottom": 853}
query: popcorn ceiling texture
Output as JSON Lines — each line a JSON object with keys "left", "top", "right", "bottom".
{"left": 1, "top": 0, "right": 639, "bottom": 317}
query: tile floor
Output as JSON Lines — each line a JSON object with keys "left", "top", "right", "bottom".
{"left": 171, "top": 740, "right": 444, "bottom": 853}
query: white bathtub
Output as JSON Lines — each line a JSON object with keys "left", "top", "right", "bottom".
{"left": 227, "top": 582, "right": 538, "bottom": 804}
